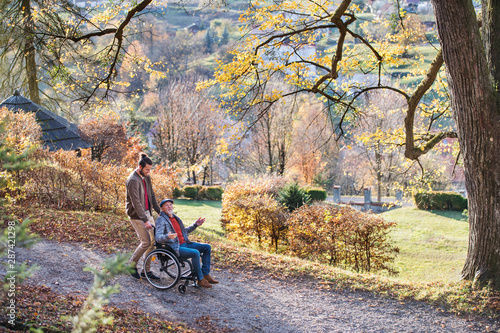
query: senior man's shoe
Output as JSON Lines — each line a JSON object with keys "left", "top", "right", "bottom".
{"left": 141, "top": 271, "right": 160, "bottom": 280}
{"left": 204, "top": 274, "right": 219, "bottom": 284}
{"left": 198, "top": 278, "right": 213, "bottom": 288}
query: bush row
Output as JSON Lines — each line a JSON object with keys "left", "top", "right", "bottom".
{"left": 414, "top": 191, "right": 467, "bottom": 211}
{"left": 174, "top": 185, "right": 224, "bottom": 200}
{"left": 288, "top": 204, "right": 399, "bottom": 273}
{"left": 221, "top": 176, "right": 398, "bottom": 273}
{"left": 20, "top": 149, "right": 178, "bottom": 212}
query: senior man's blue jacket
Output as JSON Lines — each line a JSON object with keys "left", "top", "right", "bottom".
{"left": 155, "top": 211, "right": 199, "bottom": 256}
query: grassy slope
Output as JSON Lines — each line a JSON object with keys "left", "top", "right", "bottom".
{"left": 381, "top": 207, "right": 468, "bottom": 284}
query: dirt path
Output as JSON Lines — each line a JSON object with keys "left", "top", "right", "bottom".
{"left": 17, "top": 240, "right": 500, "bottom": 332}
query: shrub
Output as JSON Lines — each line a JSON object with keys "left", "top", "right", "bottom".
{"left": 198, "top": 186, "right": 207, "bottom": 199}
{"left": 150, "top": 163, "right": 179, "bottom": 203}
{"left": 278, "top": 183, "right": 311, "bottom": 212}
{"left": 414, "top": 191, "right": 467, "bottom": 211}
{"left": 172, "top": 187, "right": 183, "bottom": 199}
{"left": 306, "top": 187, "right": 327, "bottom": 201}
{"left": 222, "top": 175, "right": 288, "bottom": 250}
{"left": 224, "top": 193, "right": 288, "bottom": 251}
{"left": 0, "top": 107, "right": 42, "bottom": 202}
{"left": 287, "top": 203, "right": 399, "bottom": 273}
{"left": 183, "top": 185, "right": 202, "bottom": 199}
{"left": 21, "top": 149, "right": 178, "bottom": 213}
{"left": 204, "top": 186, "right": 224, "bottom": 200}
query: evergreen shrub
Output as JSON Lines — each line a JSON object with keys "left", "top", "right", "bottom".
{"left": 278, "top": 183, "right": 311, "bottom": 212}
{"left": 414, "top": 191, "right": 467, "bottom": 211}
{"left": 172, "top": 187, "right": 183, "bottom": 199}
{"left": 183, "top": 185, "right": 202, "bottom": 199}
{"left": 204, "top": 186, "right": 224, "bottom": 200}
{"left": 306, "top": 187, "right": 327, "bottom": 201}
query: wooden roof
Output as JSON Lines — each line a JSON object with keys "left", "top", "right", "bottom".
{"left": 0, "top": 91, "right": 91, "bottom": 151}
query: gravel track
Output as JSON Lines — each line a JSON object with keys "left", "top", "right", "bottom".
{"left": 17, "top": 240, "right": 500, "bottom": 332}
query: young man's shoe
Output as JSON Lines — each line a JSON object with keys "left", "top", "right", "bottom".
{"left": 129, "top": 267, "right": 141, "bottom": 280}
{"left": 198, "top": 278, "right": 213, "bottom": 288}
{"left": 141, "top": 271, "right": 160, "bottom": 280}
{"left": 204, "top": 274, "right": 219, "bottom": 284}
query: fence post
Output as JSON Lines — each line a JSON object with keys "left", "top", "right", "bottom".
{"left": 395, "top": 190, "right": 403, "bottom": 202}
{"left": 364, "top": 188, "right": 371, "bottom": 211}
{"left": 333, "top": 185, "right": 341, "bottom": 203}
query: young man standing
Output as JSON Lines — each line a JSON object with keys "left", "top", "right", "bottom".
{"left": 126, "top": 153, "right": 161, "bottom": 279}
{"left": 155, "top": 198, "right": 219, "bottom": 288}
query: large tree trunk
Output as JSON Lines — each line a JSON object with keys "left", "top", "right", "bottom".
{"left": 22, "top": 0, "right": 40, "bottom": 104}
{"left": 431, "top": 0, "right": 500, "bottom": 287}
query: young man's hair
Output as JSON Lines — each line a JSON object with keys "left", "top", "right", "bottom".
{"left": 138, "top": 153, "right": 153, "bottom": 167}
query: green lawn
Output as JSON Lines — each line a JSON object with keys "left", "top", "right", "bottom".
{"left": 174, "top": 200, "right": 469, "bottom": 285}
{"left": 171, "top": 199, "right": 224, "bottom": 240}
{"left": 382, "top": 207, "right": 469, "bottom": 284}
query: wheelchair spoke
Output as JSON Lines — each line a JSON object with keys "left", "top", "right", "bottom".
{"left": 144, "top": 250, "right": 180, "bottom": 290}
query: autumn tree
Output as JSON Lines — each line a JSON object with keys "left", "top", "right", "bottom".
{"left": 152, "top": 79, "right": 226, "bottom": 184}
{"left": 203, "top": 0, "right": 500, "bottom": 286}
{"left": 0, "top": 0, "right": 169, "bottom": 108}
{"left": 351, "top": 90, "right": 407, "bottom": 201}
{"left": 290, "top": 98, "right": 339, "bottom": 186}
{"left": 79, "top": 114, "right": 128, "bottom": 164}
{"left": 246, "top": 97, "right": 295, "bottom": 175}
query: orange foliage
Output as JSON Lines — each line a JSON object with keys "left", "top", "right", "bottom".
{"left": 121, "top": 136, "right": 147, "bottom": 168}
{"left": 79, "top": 114, "right": 128, "bottom": 164}
{"left": 0, "top": 107, "right": 42, "bottom": 153}
{"left": 150, "top": 163, "right": 180, "bottom": 202}
{"left": 287, "top": 203, "right": 399, "bottom": 273}
{"left": 221, "top": 175, "right": 288, "bottom": 249}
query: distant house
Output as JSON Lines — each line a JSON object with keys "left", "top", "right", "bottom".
{"left": 423, "top": 21, "right": 436, "bottom": 31}
{"left": 184, "top": 23, "right": 200, "bottom": 35}
{"left": 0, "top": 90, "right": 91, "bottom": 151}
{"left": 405, "top": 0, "right": 420, "bottom": 13}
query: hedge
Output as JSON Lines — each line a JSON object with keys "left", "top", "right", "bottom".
{"left": 414, "top": 191, "right": 467, "bottom": 211}
{"left": 204, "top": 186, "right": 224, "bottom": 200}
{"left": 179, "top": 185, "right": 224, "bottom": 200}
{"left": 183, "top": 185, "right": 202, "bottom": 199}
{"left": 172, "top": 187, "right": 183, "bottom": 199}
{"left": 306, "top": 187, "right": 327, "bottom": 201}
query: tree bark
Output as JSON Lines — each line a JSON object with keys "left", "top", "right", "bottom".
{"left": 22, "top": 0, "right": 40, "bottom": 104}
{"left": 431, "top": 0, "right": 500, "bottom": 287}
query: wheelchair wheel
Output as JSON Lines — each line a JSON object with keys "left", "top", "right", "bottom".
{"left": 178, "top": 284, "right": 186, "bottom": 293}
{"left": 144, "top": 249, "right": 181, "bottom": 290}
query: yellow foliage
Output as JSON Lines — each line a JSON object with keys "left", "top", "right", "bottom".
{"left": 0, "top": 107, "right": 42, "bottom": 153}
{"left": 221, "top": 175, "right": 288, "bottom": 250}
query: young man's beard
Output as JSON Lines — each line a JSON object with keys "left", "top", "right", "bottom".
{"left": 139, "top": 167, "right": 146, "bottom": 177}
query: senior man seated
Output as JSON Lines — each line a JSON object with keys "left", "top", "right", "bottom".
{"left": 155, "top": 198, "right": 219, "bottom": 288}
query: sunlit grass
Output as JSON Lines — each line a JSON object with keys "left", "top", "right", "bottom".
{"left": 171, "top": 198, "right": 225, "bottom": 240}
{"left": 382, "top": 207, "right": 468, "bottom": 284}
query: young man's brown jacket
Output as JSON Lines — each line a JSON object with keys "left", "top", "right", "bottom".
{"left": 125, "top": 171, "right": 161, "bottom": 222}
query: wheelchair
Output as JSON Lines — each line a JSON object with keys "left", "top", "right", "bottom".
{"left": 143, "top": 242, "right": 198, "bottom": 293}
